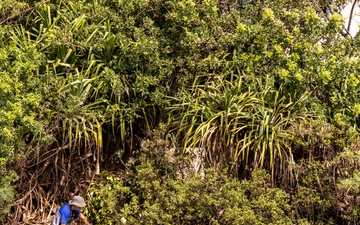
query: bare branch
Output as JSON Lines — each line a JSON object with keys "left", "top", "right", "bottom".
{"left": 346, "top": 0, "right": 358, "bottom": 34}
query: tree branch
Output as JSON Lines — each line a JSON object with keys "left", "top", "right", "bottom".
{"left": 346, "top": 0, "right": 358, "bottom": 34}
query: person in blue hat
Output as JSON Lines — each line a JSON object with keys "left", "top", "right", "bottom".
{"left": 51, "top": 196, "right": 91, "bottom": 225}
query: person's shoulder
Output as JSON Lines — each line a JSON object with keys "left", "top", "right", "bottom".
{"left": 59, "top": 203, "right": 71, "bottom": 214}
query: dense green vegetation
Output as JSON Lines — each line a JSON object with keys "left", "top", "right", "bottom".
{"left": 1, "top": 0, "right": 360, "bottom": 224}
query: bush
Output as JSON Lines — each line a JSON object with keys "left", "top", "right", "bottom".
{"left": 0, "top": 169, "right": 18, "bottom": 218}
{"left": 86, "top": 127, "right": 307, "bottom": 224}
{"left": 87, "top": 168, "right": 308, "bottom": 225}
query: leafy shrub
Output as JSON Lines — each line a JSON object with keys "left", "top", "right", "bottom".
{"left": 0, "top": 169, "right": 18, "bottom": 218}
{"left": 292, "top": 146, "right": 360, "bottom": 225}
{"left": 86, "top": 127, "right": 308, "bottom": 225}
{"left": 87, "top": 168, "right": 308, "bottom": 225}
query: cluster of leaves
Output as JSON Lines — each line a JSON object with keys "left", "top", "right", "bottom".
{"left": 0, "top": 2, "right": 45, "bottom": 214}
{"left": 88, "top": 170, "right": 307, "bottom": 225}
{"left": 85, "top": 126, "right": 360, "bottom": 225}
{"left": 0, "top": 169, "right": 17, "bottom": 220}
{"left": 170, "top": 73, "right": 309, "bottom": 185}
{"left": 168, "top": 0, "right": 360, "bottom": 185}
{"left": 86, "top": 127, "right": 308, "bottom": 225}
{"left": 1, "top": 0, "right": 360, "bottom": 223}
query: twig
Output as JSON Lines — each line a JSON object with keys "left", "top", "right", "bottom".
{"left": 0, "top": 0, "right": 46, "bottom": 25}
{"left": 346, "top": 0, "right": 358, "bottom": 34}
{"left": 30, "top": 144, "right": 70, "bottom": 167}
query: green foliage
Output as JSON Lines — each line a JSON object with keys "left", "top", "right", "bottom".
{"left": 333, "top": 149, "right": 360, "bottom": 224}
{"left": 86, "top": 174, "right": 130, "bottom": 224}
{"left": 0, "top": 0, "right": 28, "bottom": 22}
{"left": 0, "top": 23, "right": 45, "bottom": 217}
{"left": 292, "top": 144, "right": 360, "bottom": 225}
{"left": 86, "top": 128, "right": 306, "bottom": 225}
{"left": 294, "top": 161, "right": 334, "bottom": 224}
{"left": 0, "top": 169, "right": 18, "bottom": 217}
{"left": 1, "top": 0, "right": 360, "bottom": 224}
{"left": 170, "top": 73, "right": 309, "bottom": 184}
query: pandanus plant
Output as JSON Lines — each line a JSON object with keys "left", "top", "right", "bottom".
{"left": 170, "top": 73, "right": 308, "bottom": 185}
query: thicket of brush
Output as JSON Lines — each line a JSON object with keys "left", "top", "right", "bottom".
{"left": 1, "top": 0, "right": 360, "bottom": 224}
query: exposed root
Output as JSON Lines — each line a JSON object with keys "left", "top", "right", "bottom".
{"left": 5, "top": 144, "right": 98, "bottom": 224}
